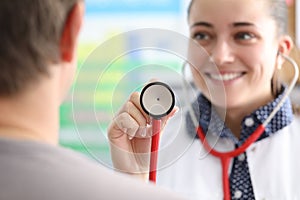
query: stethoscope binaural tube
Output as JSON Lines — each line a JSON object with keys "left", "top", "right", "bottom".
{"left": 140, "top": 81, "right": 175, "bottom": 183}
{"left": 182, "top": 53, "right": 299, "bottom": 200}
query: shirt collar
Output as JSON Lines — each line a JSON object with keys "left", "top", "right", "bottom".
{"left": 186, "top": 85, "right": 293, "bottom": 145}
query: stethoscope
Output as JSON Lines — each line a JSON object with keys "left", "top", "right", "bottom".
{"left": 140, "top": 81, "right": 175, "bottom": 182}
{"left": 140, "top": 53, "right": 299, "bottom": 200}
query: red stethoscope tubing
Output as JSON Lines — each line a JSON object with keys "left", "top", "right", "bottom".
{"left": 196, "top": 124, "right": 265, "bottom": 200}
{"left": 149, "top": 119, "right": 161, "bottom": 182}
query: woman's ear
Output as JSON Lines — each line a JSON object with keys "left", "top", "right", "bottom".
{"left": 60, "top": 2, "right": 85, "bottom": 62}
{"left": 276, "top": 35, "right": 294, "bottom": 67}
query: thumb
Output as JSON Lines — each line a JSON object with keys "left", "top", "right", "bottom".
{"left": 160, "top": 106, "right": 179, "bottom": 129}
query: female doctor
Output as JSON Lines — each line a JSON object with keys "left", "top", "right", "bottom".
{"left": 108, "top": 0, "right": 300, "bottom": 199}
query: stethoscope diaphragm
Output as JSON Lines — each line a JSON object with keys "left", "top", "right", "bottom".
{"left": 140, "top": 81, "right": 175, "bottom": 119}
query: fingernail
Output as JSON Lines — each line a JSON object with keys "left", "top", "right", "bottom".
{"left": 141, "top": 128, "right": 147, "bottom": 137}
{"left": 128, "top": 135, "right": 134, "bottom": 140}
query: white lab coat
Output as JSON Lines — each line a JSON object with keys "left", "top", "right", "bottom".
{"left": 157, "top": 108, "right": 300, "bottom": 200}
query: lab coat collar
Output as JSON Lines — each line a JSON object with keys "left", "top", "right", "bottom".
{"left": 186, "top": 85, "right": 293, "bottom": 145}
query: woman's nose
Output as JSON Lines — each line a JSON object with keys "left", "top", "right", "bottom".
{"left": 210, "top": 40, "right": 234, "bottom": 65}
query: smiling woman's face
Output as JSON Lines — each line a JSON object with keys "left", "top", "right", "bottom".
{"left": 188, "top": 0, "right": 282, "bottom": 111}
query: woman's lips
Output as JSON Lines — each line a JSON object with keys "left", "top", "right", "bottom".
{"left": 205, "top": 72, "right": 246, "bottom": 82}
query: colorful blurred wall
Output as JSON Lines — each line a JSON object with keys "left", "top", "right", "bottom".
{"left": 59, "top": 0, "right": 188, "bottom": 167}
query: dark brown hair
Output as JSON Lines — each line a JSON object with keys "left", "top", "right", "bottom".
{"left": 0, "top": 0, "right": 80, "bottom": 96}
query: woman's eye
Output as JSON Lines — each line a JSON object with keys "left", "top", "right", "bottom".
{"left": 192, "top": 32, "right": 210, "bottom": 41}
{"left": 234, "top": 32, "right": 255, "bottom": 40}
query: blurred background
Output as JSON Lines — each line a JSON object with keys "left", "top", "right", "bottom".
{"left": 59, "top": 0, "right": 300, "bottom": 168}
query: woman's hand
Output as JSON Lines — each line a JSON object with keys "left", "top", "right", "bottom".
{"left": 107, "top": 91, "right": 178, "bottom": 181}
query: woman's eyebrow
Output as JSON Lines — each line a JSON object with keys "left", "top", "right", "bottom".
{"left": 190, "top": 21, "right": 213, "bottom": 28}
{"left": 190, "top": 21, "right": 256, "bottom": 28}
{"left": 232, "top": 22, "right": 255, "bottom": 27}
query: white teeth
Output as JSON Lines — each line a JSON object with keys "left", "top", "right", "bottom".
{"left": 209, "top": 73, "right": 242, "bottom": 81}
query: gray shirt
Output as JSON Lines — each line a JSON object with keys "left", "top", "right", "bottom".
{"left": 0, "top": 138, "right": 183, "bottom": 200}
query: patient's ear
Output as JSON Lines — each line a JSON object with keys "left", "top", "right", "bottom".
{"left": 60, "top": 2, "right": 84, "bottom": 62}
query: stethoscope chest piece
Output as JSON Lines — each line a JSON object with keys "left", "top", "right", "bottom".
{"left": 140, "top": 81, "right": 175, "bottom": 183}
{"left": 140, "top": 81, "right": 175, "bottom": 119}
